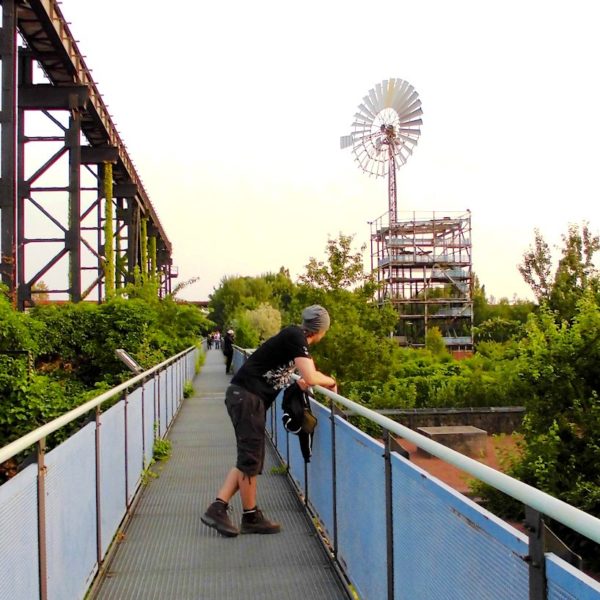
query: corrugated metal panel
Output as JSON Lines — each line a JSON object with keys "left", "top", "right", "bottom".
{"left": 100, "top": 402, "right": 126, "bottom": 557}
{"left": 335, "top": 422, "right": 387, "bottom": 600}
{"left": 45, "top": 423, "right": 97, "bottom": 599}
{"left": 143, "top": 378, "right": 155, "bottom": 467}
{"left": 546, "top": 554, "right": 600, "bottom": 599}
{"left": 391, "top": 454, "right": 529, "bottom": 599}
{"left": 0, "top": 463, "right": 39, "bottom": 600}
{"left": 126, "top": 387, "right": 144, "bottom": 503}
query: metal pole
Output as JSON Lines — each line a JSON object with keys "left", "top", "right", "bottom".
{"left": 155, "top": 370, "right": 161, "bottom": 437}
{"left": 124, "top": 389, "right": 129, "bottom": 507}
{"left": 329, "top": 398, "right": 338, "bottom": 558}
{"left": 95, "top": 407, "right": 103, "bottom": 564}
{"left": 37, "top": 438, "right": 48, "bottom": 600}
{"left": 524, "top": 506, "right": 546, "bottom": 600}
{"left": 384, "top": 430, "right": 395, "bottom": 600}
{"left": 304, "top": 460, "right": 309, "bottom": 508}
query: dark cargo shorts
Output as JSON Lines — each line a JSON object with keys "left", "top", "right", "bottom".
{"left": 225, "top": 384, "right": 266, "bottom": 476}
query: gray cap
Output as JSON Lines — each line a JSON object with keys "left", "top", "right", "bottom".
{"left": 301, "top": 305, "right": 330, "bottom": 333}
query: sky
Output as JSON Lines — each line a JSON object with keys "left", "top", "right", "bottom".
{"left": 54, "top": 0, "right": 600, "bottom": 301}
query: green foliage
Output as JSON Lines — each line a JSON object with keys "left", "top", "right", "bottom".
{"left": 231, "top": 311, "right": 260, "bottom": 348}
{"left": 183, "top": 381, "right": 194, "bottom": 398}
{"left": 474, "top": 317, "right": 524, "bottom": 343}
{"left": 244, "top": 303, "right": 282, "bottom": 342}
{"left": 0, "top": 280, "right": 205, "bottom": 453}
{"left": 298, "top": 233, "right": 367, "bottom": 291}
{"left": 153, "top": 437, "right": 172, "bottom": 461}
{"left": 518, "top": 228, "right": 553, "bottom": 303}
{"left": 270, "top": 464, "right": 288, "bottom": 475}
{"left": 425, "top": 327, "right": 449, "bottom": 356}
{"left": 519, "top": 222, "right": 600, "bottom": 322}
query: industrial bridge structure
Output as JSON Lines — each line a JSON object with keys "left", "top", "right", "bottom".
{"left": 0, "top": 0, "right": 175, "bottom": 309}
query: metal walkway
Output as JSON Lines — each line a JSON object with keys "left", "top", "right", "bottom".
{"left": 93, "top": 349, "right": 347, "bottom": 600}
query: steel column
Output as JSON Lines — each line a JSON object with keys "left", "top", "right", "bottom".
{"left": 0, "top": 0, "right": 17, "bottom": 296}
{"left": 67, "top": 106, "right": 82, "bottom": 301}
{"left": 15, "top": 51, "right": 28, "bottom": 309}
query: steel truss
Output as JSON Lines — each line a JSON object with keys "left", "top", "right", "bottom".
{"left": 370, "top": 210, "right": 473, "bottom": 351}
{"left": 0, "top": 0, "right": 175, "bottom": 309}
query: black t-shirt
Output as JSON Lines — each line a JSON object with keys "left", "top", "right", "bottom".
{"left": 231, "top": 325, "right": 311, "bottom": 408}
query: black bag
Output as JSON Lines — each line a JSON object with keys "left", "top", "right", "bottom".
{"left": 282, "top": 382, "right": 317, "bottom": 462}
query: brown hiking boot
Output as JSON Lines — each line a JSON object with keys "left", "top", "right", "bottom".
{"left": 201, "top": 501, "right": 239, "bottom": 537}
{"left": 240, "top": 508, "right": 281, "bottom": 534}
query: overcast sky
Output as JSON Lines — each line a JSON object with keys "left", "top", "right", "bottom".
{"left": 56, "top": 0, "right": 600, "bottom": 301}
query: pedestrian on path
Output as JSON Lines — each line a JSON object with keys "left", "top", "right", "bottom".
{"left": 222, "top": 329, "right": 235, "bottom": 374}
{"left": 201, "top": 305, "right": 336, "bottom": 537}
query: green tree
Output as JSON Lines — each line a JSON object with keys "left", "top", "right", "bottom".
{"left": 518, "top": 228, "right": 553, "bottom": 304}
{"left": 298, "top": 233, "right": 367, "bottom": 291}
{"left": 245, "top": 303, "right": 282, "bottom": 342}
{"left": 548, "top": 223, "right": 600, "bottom": 321}
{"left": 209, "top": 274, "right": 282, "bottom": 329}
{"left": 425, "top": 326, "right": 449, "bottom": 355}
{"left": 519, "top": 223, "right": 600, "bottom": 322}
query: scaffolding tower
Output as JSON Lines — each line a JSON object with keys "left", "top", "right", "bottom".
{"left": 370, "top": 210, "right": 473, "bottom": 350}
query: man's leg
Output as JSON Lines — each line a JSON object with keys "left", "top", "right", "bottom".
{"left": 215, "top": 468, "right": 256, "bottom": 510}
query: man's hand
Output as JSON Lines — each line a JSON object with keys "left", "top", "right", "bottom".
{"left": 297, "top": 378, "right": 310, "bottom": 391}
{"left": 325, "top": 379, "right": 337, "bottom": 394}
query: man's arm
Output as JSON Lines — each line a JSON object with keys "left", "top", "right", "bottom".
{"left": 294, "top": 356, "right": 337, "bottom": 392}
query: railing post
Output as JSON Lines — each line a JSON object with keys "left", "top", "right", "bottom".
{"left": 304, "top": 461, "right": 309, "bottom": 507}
{"left": 124, "top": 387, "right": 130, "bottom": 507}
{"left": 170, "top": 363, "right": 174, "bottom": 419}
{"left": 37, "top": 438, "right": 48, "bottom": 600}
{"left": 141, "top": 377, "right": 146, "bottom": 465}
{"left": 95, "top": 407, "right": 103, "bottom": 565}
{"left": 273, "top": 397, "right": 278, "bottom": 448}
{"left": 329, "top": 397, "right": 339, "bottom": 558}
{"left": 383, "top": 430, "right": 395, "bottom": 600}
{"left": 155, "top": 370, "right": 161, "bottom": 437}
{"left": 525, "top": 506, "right": 546, "bottom": 600}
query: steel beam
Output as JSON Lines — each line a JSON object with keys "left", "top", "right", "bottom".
{"left": 19, "top": 84, "right": 88, "bottom": 110}
{"left": 81, "top": 145, "right": 119, "bottom": 165}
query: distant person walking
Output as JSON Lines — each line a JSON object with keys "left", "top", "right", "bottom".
{"left": 201, "top": 305, "right": 336, "bottom": 537}
{"left": 223, "top": 329, "right": 235, "bottom": 374}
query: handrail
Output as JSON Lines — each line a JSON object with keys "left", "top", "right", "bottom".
{"left": 307, "top": 381, "right": 600, "bottom": 546}
{"left": 0, "top": 345, "right": 196, "bottom": 465}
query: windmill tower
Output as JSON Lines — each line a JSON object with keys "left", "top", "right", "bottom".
{"left": 341, "top": 79, "right": 473, "bottom": 352}
{"left": 340, "top": 78, "right": 422, "bottom": 224}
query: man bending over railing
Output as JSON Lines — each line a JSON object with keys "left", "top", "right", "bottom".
{"left": 201, "top": 305, "right": 337, "bottom": 537}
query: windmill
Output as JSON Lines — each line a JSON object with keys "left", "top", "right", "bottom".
{"left": 340, "top": 78, "right": 422, "bottom": 223}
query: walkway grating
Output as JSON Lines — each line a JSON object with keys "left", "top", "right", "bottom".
{"left": 92, "top": 349, "right": 347, "bottom": 599}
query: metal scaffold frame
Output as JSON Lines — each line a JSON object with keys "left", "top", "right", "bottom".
{"left": 370, "top": 210, "right": 473, "bottom": 351}
{"left": 0, "top": 0, "right": 175, "bottom": 308}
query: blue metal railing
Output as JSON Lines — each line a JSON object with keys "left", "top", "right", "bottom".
{"left": 229, "top": 347, "right": 600, "bottom": 600}
{"left": 0, "top": 346, "right": 199, "bottom": 600}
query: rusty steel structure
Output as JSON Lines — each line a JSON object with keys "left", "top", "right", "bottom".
{"left": 0, "top": 0, "right": 175, "bottom": 309}
{"left": 370, "top": 210, "right": 473, "bottom": 350}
